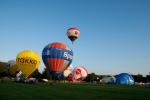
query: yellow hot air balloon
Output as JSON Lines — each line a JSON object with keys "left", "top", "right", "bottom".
{"left": 16, "top": 50, "right": 40, "bottom": 78}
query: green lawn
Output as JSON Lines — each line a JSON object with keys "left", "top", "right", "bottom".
{"left": 0, "top": 81, "right": 150, "bottom": 100}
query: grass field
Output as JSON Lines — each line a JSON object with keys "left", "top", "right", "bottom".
{"left": 0, "top": 80, "right": 150, "bottom": 100}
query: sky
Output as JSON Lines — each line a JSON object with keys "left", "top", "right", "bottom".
{"left": 0, "top": 0, "right": 150, "bottom": 75}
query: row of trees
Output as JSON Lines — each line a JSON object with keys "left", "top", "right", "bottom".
{"left": 85, "top": 73, "right": 150, "bottom": 83}
{"left": 0, "top": 67, "right": 150, "bottom": 83}
{"left": 30, "top": 69, "right": 150, "bottom": 83}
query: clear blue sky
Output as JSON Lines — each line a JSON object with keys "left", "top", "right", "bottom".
{"left": 0, "top": 0, "right": 150, "bottom": 75}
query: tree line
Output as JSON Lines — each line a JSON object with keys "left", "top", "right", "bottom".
{"left": 0, "top": 68, "right": 150, "bottom": 83}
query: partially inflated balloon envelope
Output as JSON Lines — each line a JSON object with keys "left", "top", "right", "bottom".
{"left": 72, "top": 66, "right": 88, "bottom": 81}
{"left": 63, "top": 66, "right": 73, "bottom": 77}
{"left": 42, "top": 42, "right": 73, "bottom": 79}
{"left": 16, "top": 50, "right": 40, "bottom": 78}
{"left": 67, "top": 28, "right": 80, "bottom": 43}
{"left": 101, "top": 76, "right": 116, "bottom": 84}
{"left": 115, "top": 73, "right": 134, "bottom": 85}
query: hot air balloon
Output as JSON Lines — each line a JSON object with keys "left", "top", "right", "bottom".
{"left": 115, "top": 73, "right": 134, "bottom": 85}
{"left": 71, "top": 66, "right": 88, "bottom": 81}
{"left": 42, "top": 42, "right": 73, "bottom": 80}
{"left": 63, "top": 66, "right": 73, "bottom": 77}
{"left": 16, "top": 50, "right": 40, "bottom": 78}
{"left": 101, "top": 76, "right": 116, "bottom": 84}
{"left": 67, "top": 28, "right": 80, "bottom": 43}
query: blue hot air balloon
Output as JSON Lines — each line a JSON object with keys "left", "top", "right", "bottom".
{"left": 115, "top": 73, "right": 134, "bottom": 85}
{"left": 42, "top": 42, "right": 73, "bottom": 80}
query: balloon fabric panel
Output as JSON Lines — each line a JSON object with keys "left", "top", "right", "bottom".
{"left": 48, "top": 59, "right": 64, "bottom": 72}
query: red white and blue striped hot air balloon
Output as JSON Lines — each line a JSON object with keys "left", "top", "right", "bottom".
{"left": 67, "top": 28, "right": 80, "bottom": 43}
{"left": 42, "top": 42, "right": 73, "bottom": 80}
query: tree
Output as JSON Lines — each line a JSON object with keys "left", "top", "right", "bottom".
{"left": 30, "top": 69, "right": 42, "bottom": 79}
{"left": 146, "top": 75, "right": 150, "bottom": 83}
{"left": 133, "top": 74, "right": 144, "bottom": 82}
{"left": 41, "top": 68, "right": 52, "bottom": 80}
{"left": 85, "top": 73, "right": 96, "bottom": 82}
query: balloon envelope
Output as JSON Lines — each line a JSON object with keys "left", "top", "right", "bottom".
{"left": 16, "top": 50, "right": 40, "bottom": 78}
{"left": 72, "top": 66, "right": 88, "bottom": 81}
{"left": 115, "top": 73, "right": 134, "bottom": 85}
{"left": 101, "top": 76, "right": 116, "bottom": 84}
{"left": 67, "top": 28, "right": 80, "bottom": 43}
{"left": 42, "top": 42, "right": 73, "bottom": 79}
{"left": 63, "top": 66, "right": 73, "bottom": 77}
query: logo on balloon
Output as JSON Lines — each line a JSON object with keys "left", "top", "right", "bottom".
{"left": 64, "top": 52, "right": 73, "bottom": 60}
{"left": 16, "top": 58, "right": 37, "bottom": 65}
